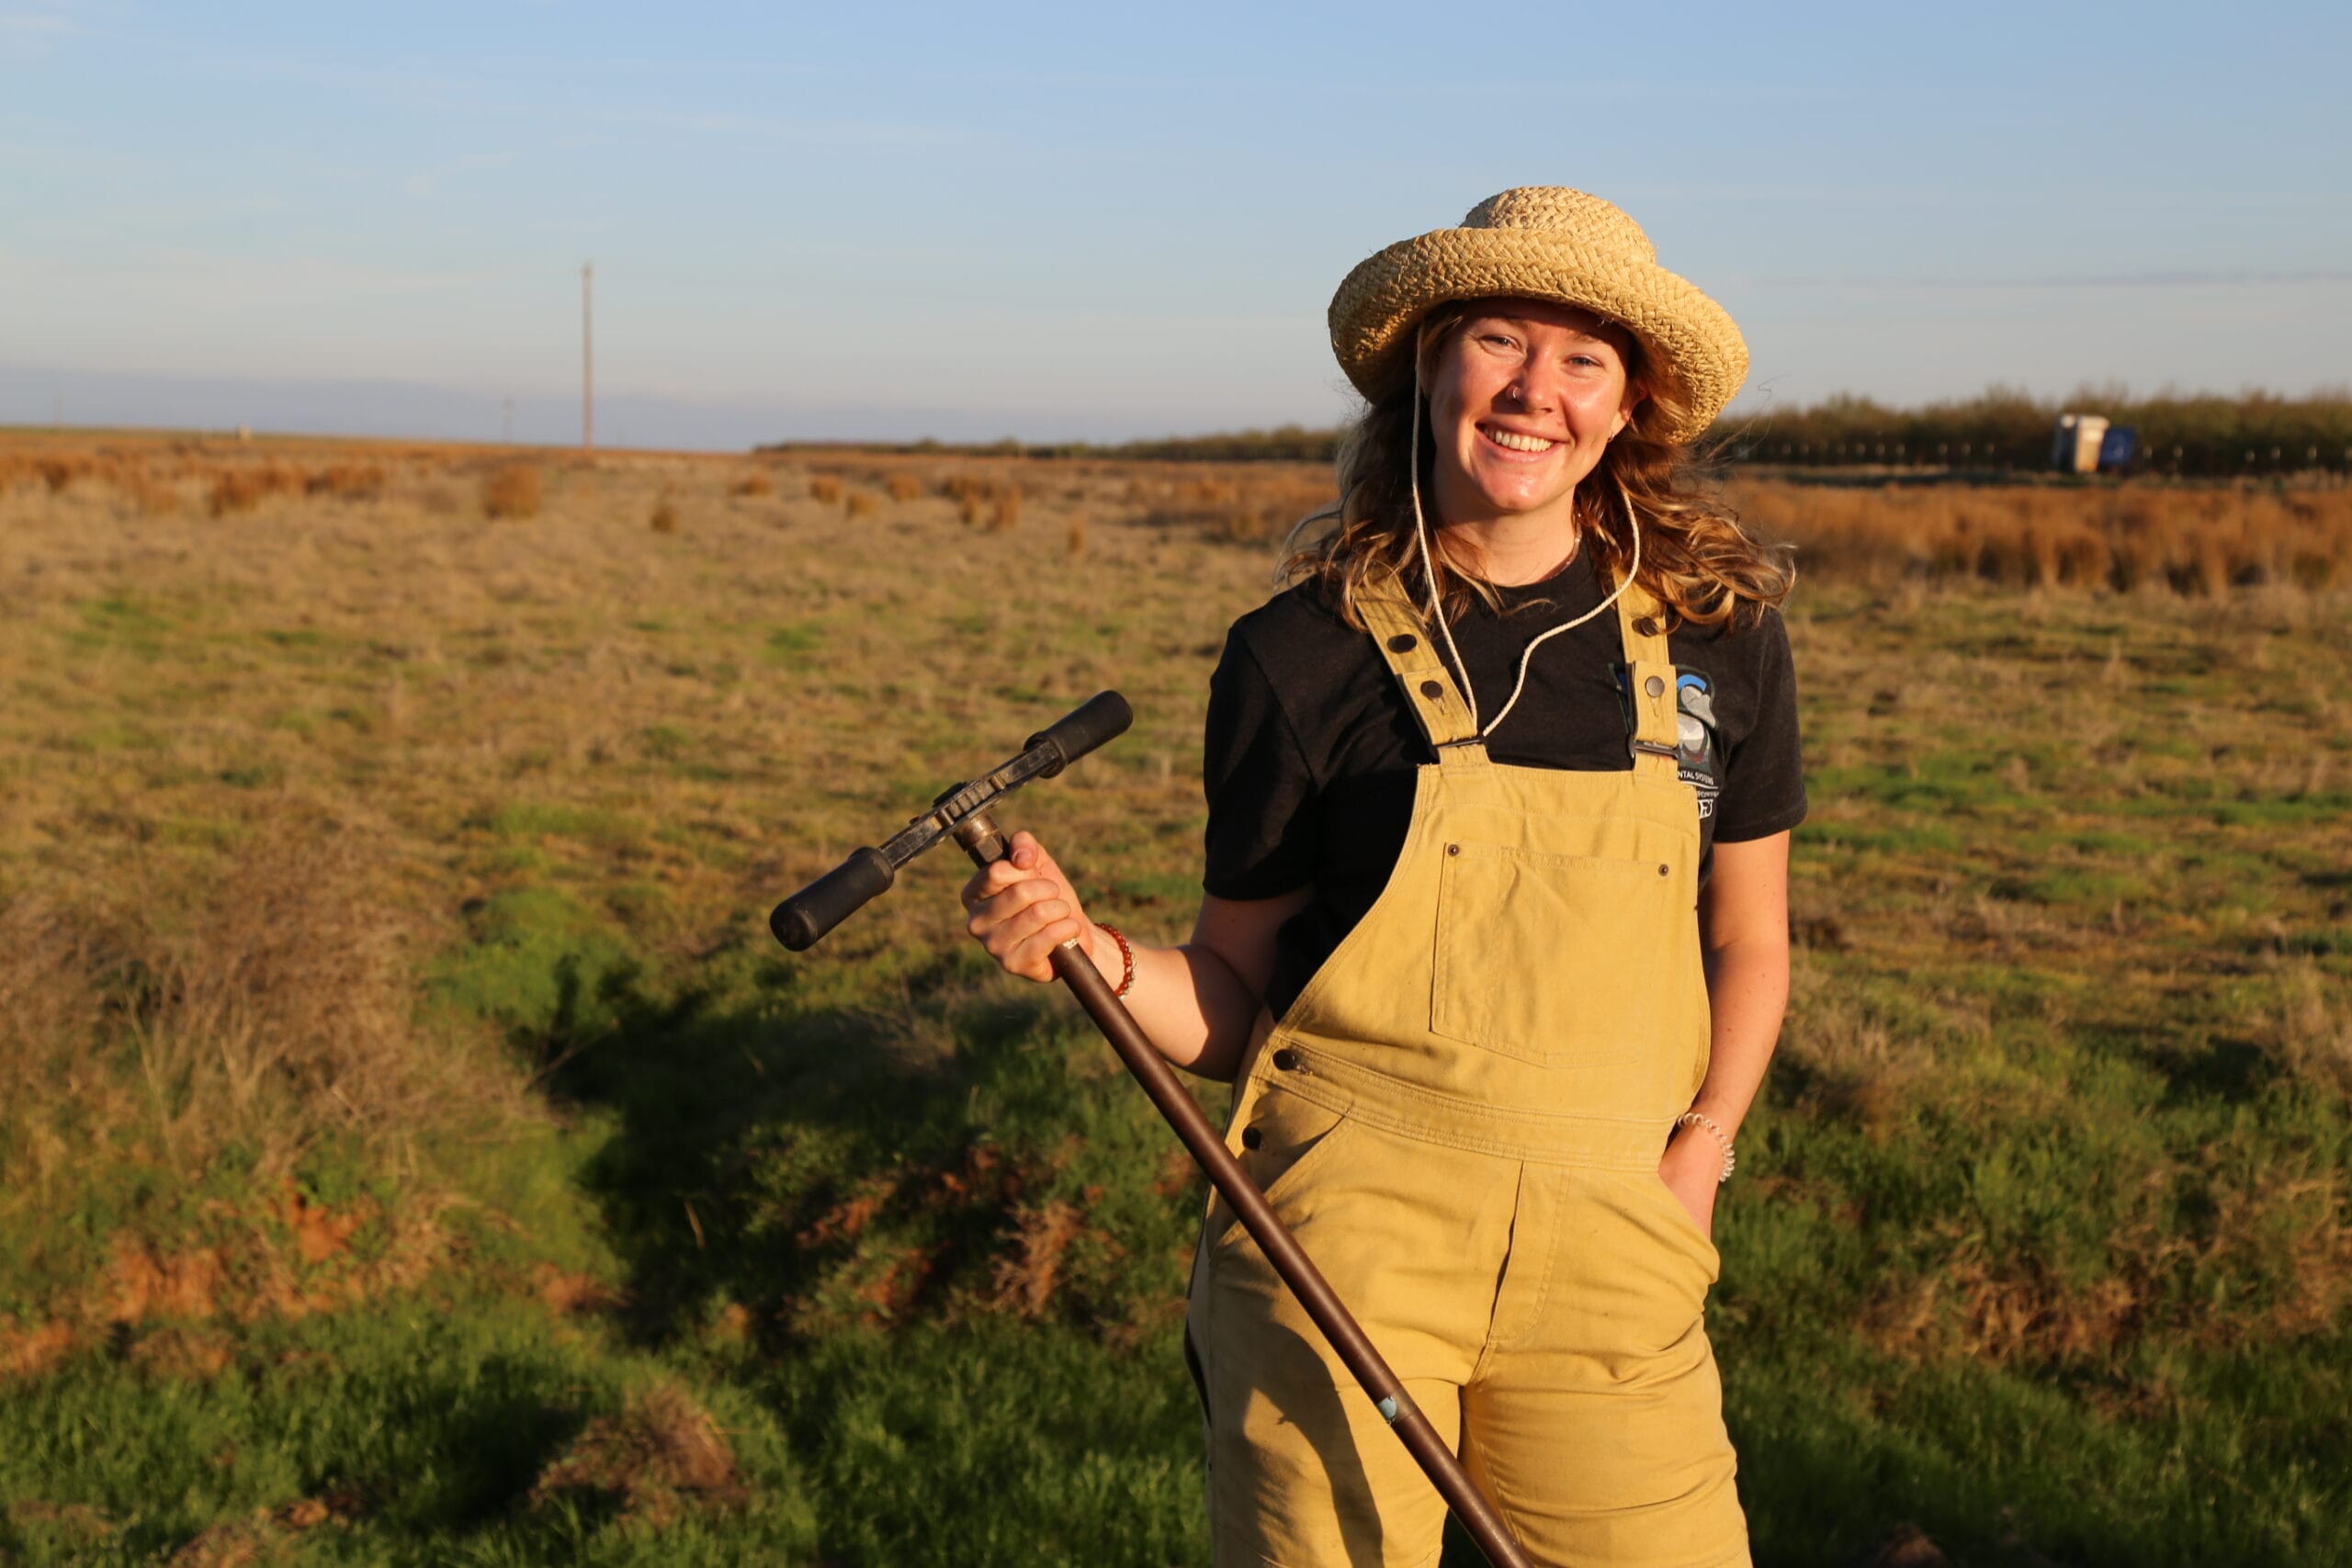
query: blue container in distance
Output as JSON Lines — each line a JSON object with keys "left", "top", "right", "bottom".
{"left": 2098, "top": 426, "right": 2140, "bottom": 472}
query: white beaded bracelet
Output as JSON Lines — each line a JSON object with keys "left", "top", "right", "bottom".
{"left": 1673, "top": 1111, "right": 1736, "bottom": 1184}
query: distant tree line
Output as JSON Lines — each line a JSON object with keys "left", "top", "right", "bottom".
{"left": 757, "top": 424, "right": 1343, "bottom": 464}
{"left": 761, "top": 389, "right": 2352, "bottom": 475}
{"left": 1715, "top": 388, "right": 2352, "bottom": 476}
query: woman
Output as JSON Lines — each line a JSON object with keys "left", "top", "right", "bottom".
{"left": 963, "top": 187, "right": 1803, "bottom": 1568}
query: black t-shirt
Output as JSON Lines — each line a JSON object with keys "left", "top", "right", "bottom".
{"left": 1203, "top": 549, "right": 1807, "bottom": 1020}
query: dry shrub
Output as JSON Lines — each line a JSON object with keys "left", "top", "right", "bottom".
{"left": 0, "top": 829, "right": 495, "bottom": 1349}
{"left": 1140, "top": 469, "right": 1331, "bottom": 544}
{"left": 207, "top": 464, "right": 303, "bottom": 518}
{"left": 988, "top": 484, "right": 1023, "bottom": 532}
{"left": 808, "top": 474, "right": 842, "bottom": 504}
{"left": 991, "top": 1200, "right": 1085, "bottom": 1318}
{"left": 942, "top": 473, "right": 991, "bottom": 525}
{"left": 156, "top": 1493, "right": 361, "bottom": 1568}
{"left": 1065, "top": 513, "right": 1090, "bottom": 560}
{"left": 885, "top": 472, "right": 922, "bottom": 503}
{"left": 649, "top": 499, "right": 680, "bottom": 535}
{"left": 1736, "top": 479, "right": 2352, "bottom": 596}
{"left": 0, "top": 900, "right": 107, "bottom": 1108}
{"left": 729, "top": 471, "right": 775, "bottom": 499}
{"left": 119, "top": 469, "right": 181, "bottom": 516}
{"left": 481, "top": 464, "right": 543, "bottom": 521}
{"left": 162, "top": 1517, "right": 275, "bottom": 1568}
{"left": 2273, "top": 959, "right": 2352, "bottom": 1093}
{"left": 38, "top": 455, "right": 96, "bottom": 492}
{"left": 528, "top": 1384, "right": 749, "bottom": 1529}
{"left": 2, "top": 823, "right": 516, "bottom": 1179}
{"left": 122, "top": 828, "right": 441, "bottom": 1163}
{"left": 304, "top": 463, "right": 385, "bottom": 502}
{"left": 0, "top": 1319, "right": 75, "bottom": 1379}
{"left": 844, "top": 490, "right": 880, "bottom": 520}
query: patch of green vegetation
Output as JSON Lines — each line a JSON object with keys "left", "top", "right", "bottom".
{"left": 638, "top": 725, "right": 690, "bottom": 761}
{"left": 66, "top": 595, "right": 172, "bottom": 660}
{"left": 763, "top": 624, "right": 826, "bottom": 668}
{"left": 2208, "top": 791, "right": 2352, "bottom": 827}
{"left": 428, "top": 886, "right": 652, "bottom": 1048}
{"left": 480, "top": 802, "right": 641, "bottom": 850}
{"left": 2001, "top": 866, "right": 2157, "bottom": 907}
{"left": 0, "top": 1295, "right": 819, "bottom": 1566}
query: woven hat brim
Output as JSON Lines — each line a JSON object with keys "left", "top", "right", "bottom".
{"left": 1329, "top": 227, "right": 1747, "bottom": 444}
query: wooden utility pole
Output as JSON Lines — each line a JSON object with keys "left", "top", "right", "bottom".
{"left": 581, "top": 262, "right": 594, "bottom": 453}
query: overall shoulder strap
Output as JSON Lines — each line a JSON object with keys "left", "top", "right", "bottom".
{"left": 1615, "top": 576, "right": 1681, "bottom": 781}
{"left": 1355, "top": 581, "right": 1487, "bottom": 762}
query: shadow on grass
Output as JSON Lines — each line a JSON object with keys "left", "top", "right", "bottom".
{"left": 479, "top": 910, "right": 2324, "bottom": 1568}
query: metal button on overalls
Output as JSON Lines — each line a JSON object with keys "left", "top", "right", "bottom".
{"left": 1184, "top": 576, "right": 1747, "bottom": 1568}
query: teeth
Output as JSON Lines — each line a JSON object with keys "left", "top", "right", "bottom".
{"left": 1485, "top": 426, "right": 1555, "bottom": 453}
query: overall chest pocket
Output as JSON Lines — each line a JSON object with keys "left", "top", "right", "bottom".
{"left": 1431, "top": 841, "right": 1678, "bottom": 1068}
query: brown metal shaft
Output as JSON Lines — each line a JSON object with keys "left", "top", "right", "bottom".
{"left": 954, "top": 811, "right": 1532, "bottom": 1568}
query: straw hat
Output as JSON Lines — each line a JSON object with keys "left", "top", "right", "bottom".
{"left": 1328, "top": 187, "right": 1747, "bottom": 444}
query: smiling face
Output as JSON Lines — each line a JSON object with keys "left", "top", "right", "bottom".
{"left": 1422, "top": 298, "right": 1643, "bottom": 537}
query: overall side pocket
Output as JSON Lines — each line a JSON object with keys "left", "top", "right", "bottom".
{"left": 1431, "top": 841, "right": 1676, "bottom": 1068}
{"left": 1203, "top": 1083, "right": 1352, "bottom": 1260}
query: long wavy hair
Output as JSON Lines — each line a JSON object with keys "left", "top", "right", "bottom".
{"left": 1283, "top": 300, "right": 1794, "bottom": 635}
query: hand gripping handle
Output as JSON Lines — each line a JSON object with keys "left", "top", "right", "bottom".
{"left": 1023, "top": 691, "right": 1133, "bottom": 777}
{"left": 770, "top": 846, "right": 894, "bottom": 952}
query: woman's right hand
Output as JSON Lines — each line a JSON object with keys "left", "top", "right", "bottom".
{"left": 960, "top": 829, "right": 1105, "bottom": 983}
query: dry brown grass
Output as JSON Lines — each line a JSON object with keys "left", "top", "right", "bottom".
{"left": 528, "top": 1383, "right": 750, "bottom": 1529}
{"left": 808, "top": 474, "right": 842, "bottom": 504}
{"left": 728, "top": 471, "right": 775, "bottom": 499}
{"left": 885, "top": 472, "right": 922, "bottom": 503}
{"left": 0, "top": 818, "right": 525, "bottom": 1219}
{"left": 481, "top": 464, "right": 543, "bottom": 521}
{"left": 141, "top": 827, "right": 505, "bottom": 1167}
{"left": 1736, "top": 479, "right": 2352, "bottom": 594}
{"left": 1132, "top": 468, "right": 1335, "bottom": 546}
{"left": 650, "top": 498, "right": 680, "bottom": 535}
{"left": 844, "top": 490, "right": 880, "bottom": 520}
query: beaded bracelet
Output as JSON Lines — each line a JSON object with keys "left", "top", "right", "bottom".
{"left": 1094, "top": 921, "right": 1135, "bottom": 998}
{"left": 1673, "top": 1111, "right": 1736, "bottom": 1184}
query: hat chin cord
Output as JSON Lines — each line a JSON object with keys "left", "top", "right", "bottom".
{"left": 1408, "top": 354, "right": 1642, "bottom": 743}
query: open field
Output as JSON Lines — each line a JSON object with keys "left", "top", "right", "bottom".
{"left": 0, "top": 434, "right": 2347, "bottom": 1565}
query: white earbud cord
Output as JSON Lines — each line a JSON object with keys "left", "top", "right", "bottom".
{"left": 1408, "top": 363, "right": 1643, "bottom": 744}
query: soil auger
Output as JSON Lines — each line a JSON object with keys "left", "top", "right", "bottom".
{"left": 773, "top": 692, "right": 1532, "bottom": 1568}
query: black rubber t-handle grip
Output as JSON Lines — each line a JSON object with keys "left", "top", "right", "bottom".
{"left": 771, "top": 847, "right": 895, "bottom": 951}
{"left": 1023, "top": 691, "right": 1132, "bottom": 777}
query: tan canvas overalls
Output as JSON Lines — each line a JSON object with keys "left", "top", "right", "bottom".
{"left": 1184, "top": 575, "right": 1748, "bottom": 1568}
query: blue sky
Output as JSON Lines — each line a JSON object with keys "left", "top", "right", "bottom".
{"left": 5, "top": 0, "right": 2347, "bottom": 447}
